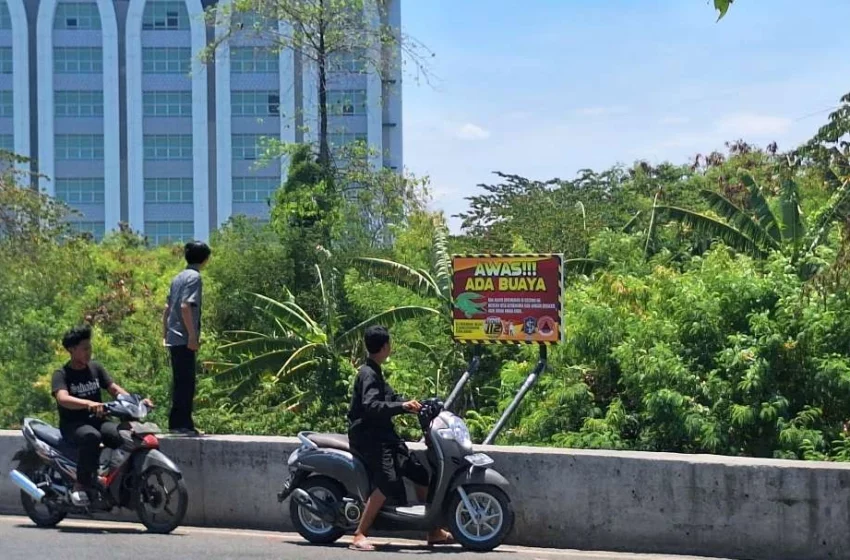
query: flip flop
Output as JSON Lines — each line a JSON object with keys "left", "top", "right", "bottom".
{"left": 349, "top": 540, "right": 376, "bottom": 551}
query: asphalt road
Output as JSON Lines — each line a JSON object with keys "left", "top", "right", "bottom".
{"left": 0, "top": 515, "right": 732, "bottom": 560}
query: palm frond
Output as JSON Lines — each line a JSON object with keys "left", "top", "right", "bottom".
{"left": 433, "top": 226, "right": 453, "bottom": 299}
{"left": 622, "top": 211, "right": 642, "bottom": 234}
{"left": 211, "top": 349, "right": 293, "bottom": 386}
{"left": 250, "top": 292, "right": 322, "bottom": 339}
{"left": 803, "top": 178, "right": 850, "bottom": 255}
{"left": 657, "top": 205, "right": 767, "bottom": 258}
{"left": 352, "top": 257, "right": 444, "bottom": 301}
{"left": 778, "top": 176, "right": 805, "bottom": 248}
{"left": 218, "top": 335, "right": 301, "bottom": 355}
{"left": 740, "top": 172, "right": 781, "bottom": 243}
{"left": 644, "top": 192, "right": 660, "bottom": 259}
{"left": 700, "top": 189, "right": 780, "bottom": 251}
{"left": 409, "top": 340, "right": 440, "bottom": 364}
{"left": 335, "top": 306, "right": 443, "bottom": 351}
{"left": 275, "top": 343, "right": 323, "bottom": 379}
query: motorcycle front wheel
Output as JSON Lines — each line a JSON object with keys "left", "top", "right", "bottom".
{"left": 19, "top": 464, "right": 66, "bottom": 528}
{"left": 134, "top": 466, "right": 188, "bottom": 534}
{"left": 446, "top": 484, "right": 514, "bottom": 552}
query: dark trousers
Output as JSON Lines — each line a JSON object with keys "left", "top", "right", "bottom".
{"left": 61, "top": 420, "right": 120, "bottom": 487}
{"left": 169, "top": 345, "right": 197, "bottom": 431}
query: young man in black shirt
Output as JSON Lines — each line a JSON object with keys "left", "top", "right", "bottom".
{"left": 51, "top": 325, "right": 153, "bottom": 506}
{"left": 347, "top": 326, "right": 452, "bottom": 551}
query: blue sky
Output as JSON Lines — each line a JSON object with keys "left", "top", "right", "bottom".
{"left": 399, "top": 0, "right": 850, "bottom": 231}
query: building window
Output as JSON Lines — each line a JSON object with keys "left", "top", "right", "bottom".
{"left": 55, "top": 134, "right": 104, "bottom": 160}
{"left": 54, "top": 47, "right": 103, "bottom": 73}
{"left": 144, "top": 178, "right": 193, "bottom": 203}
{"left": 55, "top": 91, "right": 104, "bottom": 117}
{"left": 142, "top": 1, "right": 189, "bottom": 30}
{"left": 0, "top": 2, "right": 11, "bottom": 30}
{"left": 328, "top": 89, "right": 367, "bottom": 116}
{"left": 54, "top": 2, "right": 102, "bottom": 30}
{"left": 0, "top": 90, "right": 11, "bottom": 118}
{"left": 143, "top": 91, "right": 192, "bottom": 116}
{"left": 233, "top": 177, "right": 279, "bottom": 203}
{"left": 231, "top": 134, "right": 266, "bottom": 161}
{"left": 230, "top": 48, "right": 279, "bottom": 73}
{"left": 328, "top": 132, "right": 367, "bottom": 149}
{"left": 231, "top": 91, "right": 280, "bottom": 117}
{"left": 0, "top": 48, "right": 12, "bottom": 74}
{"left": 145, "top": 221, "right": 193, "bottom": 246}
{"left": 56, "top": 178, "right": 105, "bottom": 204}
{"left": 143, "top": 47, "right": 191, "bottom": 74}
{"left": 0, "top": 134, "right": 13, "bottom": 152}
{"left": 330, "top": 48, "right": 366, "bottom": 73}
{"left": 143, "top": 135, "right": 193, "bottom": 160}
{"left": 69, "top": 220, "right": 105, "bottom": 241}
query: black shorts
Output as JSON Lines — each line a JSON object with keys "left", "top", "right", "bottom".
{"left": 350, "top": 437, "right": 429, "bottom": 505}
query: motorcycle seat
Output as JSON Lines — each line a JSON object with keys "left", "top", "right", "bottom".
{"left": 32, "top": 423, "right": 66, "bottom": 448}
{"left": 307, "top": 433, "right": 352, "bottom": 453}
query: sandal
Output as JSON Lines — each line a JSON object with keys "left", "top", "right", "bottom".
{"left": 349, "top": 539, "right": 376, "bottom": 551}
{"left": 427, "top": 532, "right": 456, "bottom": 546}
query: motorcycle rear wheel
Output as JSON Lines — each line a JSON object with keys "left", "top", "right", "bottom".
{"left": 289, "top": 477, "right": 346, "bottom": 544}
{"left": 19, "top": 465, "right": 66, "bottom": 528}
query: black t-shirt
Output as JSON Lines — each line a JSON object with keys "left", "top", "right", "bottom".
{"left": 51, "top": 361, "right": 114, "bottom": 428}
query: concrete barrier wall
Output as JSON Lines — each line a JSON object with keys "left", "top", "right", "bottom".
{"left": 2, "top": 429, "right": 850, "bottom": 560}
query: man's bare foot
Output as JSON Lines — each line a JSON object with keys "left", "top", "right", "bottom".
{"left": 427, "top": 528, "right": 454, "bottom": 545}
{"left": 350, "top": 535, "right": 376, "bottom": 551}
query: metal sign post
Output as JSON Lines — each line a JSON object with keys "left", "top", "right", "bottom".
{"left": 443, "top": 352, "right": 480, "bottom": 412}
{"left": 483, "top": 344, "right": 547, "bottom": 445}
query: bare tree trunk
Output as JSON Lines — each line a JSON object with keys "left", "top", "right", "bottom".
{"left": 317, "top": 0, "right": 330, "bottom": 172}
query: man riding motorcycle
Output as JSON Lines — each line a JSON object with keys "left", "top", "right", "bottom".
{"left": 51, "top": 324, "right": 153, "bottom": 506}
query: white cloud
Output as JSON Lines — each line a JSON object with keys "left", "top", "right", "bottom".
{"left": 715, "top": 113, "right": 792, "bottom": 137}
{"left": 660, "top": 116, "right": 690, "bottom": 125}
{"left": 576, "top": 105, "right": 628, "bottom": 117}
{"left": 454, "top": 123, "right": 491, "bottom": 141}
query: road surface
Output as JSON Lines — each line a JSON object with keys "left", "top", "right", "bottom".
{"left": 0, "top": 515, "right": 732, "bottom": 560}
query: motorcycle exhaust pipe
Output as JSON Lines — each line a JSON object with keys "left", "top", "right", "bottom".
{"left": 291, "top": 488, "right": 337, "bottom": 524}
{"left": 9, "top": 470, "right": 46, "bottom": 503}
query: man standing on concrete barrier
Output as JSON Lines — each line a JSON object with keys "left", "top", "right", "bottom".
{"left": 163, "top": 240, "right": 211, "bottom": 437}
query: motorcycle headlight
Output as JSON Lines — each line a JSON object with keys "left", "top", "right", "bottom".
{"left": 438, "top": 415, "right": 472, "bottom": 450}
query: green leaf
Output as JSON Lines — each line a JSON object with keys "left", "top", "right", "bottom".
{"left": 714, "top": 0, "right": 733, "bottom": 21}
{"left": 352, "top": 257, "right": 444, "bottom": 302}
{"left": 740, "top": 172, "right": 781, "bottom": 244}
{"left": 657, "top": 205, "right": 767, "bottom": 258}
{"left": 334, "top": 306, "right": 443, "bottom": 350}
{"left": 699, "top": 189, "right": 780, "bottom": 251}
{"left": 778, "top": 176, "right": 804, "bottom": 248}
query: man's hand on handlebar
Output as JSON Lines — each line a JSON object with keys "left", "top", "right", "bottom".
{"left": 403, "top": 400, "right": 422, "bottom": 413}
{"left": 142, "top": 398, "right": 155, "bottom": 408}
{"left": 87, "top": 402, "right": 107, "bottom": 417}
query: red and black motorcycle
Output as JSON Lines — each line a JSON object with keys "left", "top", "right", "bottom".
{"left": 9, "top": 394, "right": 188, "bottom": 534}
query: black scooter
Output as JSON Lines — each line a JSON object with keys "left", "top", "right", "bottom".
{"left": 278, "top": 347, "right": 548, "bottom": 551}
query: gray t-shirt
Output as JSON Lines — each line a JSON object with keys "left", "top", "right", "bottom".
{"left": 165, "top": 266, "right": 202, "bottom": 347}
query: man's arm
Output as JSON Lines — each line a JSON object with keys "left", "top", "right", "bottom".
{"left": 181, "top": 275, "right": 201, "bottom": 351}
{"left": 162, "top": 303, "right": 170, "bottom": 344}
{"left": 361, "top": 371, "right": 406, "bottom": 420}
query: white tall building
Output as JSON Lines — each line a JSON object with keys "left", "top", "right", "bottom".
{"left": 2, "top": 0, "right": 402, "bottom": 245}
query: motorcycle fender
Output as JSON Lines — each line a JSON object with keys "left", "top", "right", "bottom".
{"left": 297, "top": 449, "right": 370, "bottom": 501}
{"left": 449, "top": 467, "right": 512, "bottom": 494}
{"left": 135, "top": 449, "right": 182, "bottom": 477}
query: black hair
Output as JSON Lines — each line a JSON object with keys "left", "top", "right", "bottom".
{"left": 184, "top": 240, "right": 212, "bottom": 265}
{"left": 364, "top": 325, "right": 390, "bottom": 355}
{"left": 62, "top": 324, "right": 92, "bottom": 350}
